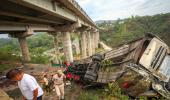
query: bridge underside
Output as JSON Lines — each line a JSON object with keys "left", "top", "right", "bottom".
{"left": 0, "top": 0, "right": 96, "bottom": 33}
{"left": 0, "top": 0, "right": 99, "bottom": 62}
{"left": 0, "top": 1, "right": 60, "bottom": 32}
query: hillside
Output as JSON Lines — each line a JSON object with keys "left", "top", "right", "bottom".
{"left": 98, "top": 13, "right": 170, "bottom": 47}
{"left": 95, "top": 20, "right": 116, "bottom": 24}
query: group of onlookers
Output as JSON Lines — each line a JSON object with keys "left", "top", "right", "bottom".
{"left": 6, "top": 68, "right": 66, "bottom": 100}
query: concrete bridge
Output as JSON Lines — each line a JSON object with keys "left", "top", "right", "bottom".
{"left": 0, "top": 0, "right": 99, "bottom": 62}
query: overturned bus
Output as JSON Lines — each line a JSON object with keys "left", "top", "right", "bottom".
{"left": 115, "top": 33, "right": 170, "bottom": 99}
{"left": 66, "top": 33, "right": 170, "bottom": 99}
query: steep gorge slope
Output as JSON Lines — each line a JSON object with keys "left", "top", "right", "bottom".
{"left": 98, "top": 13, "right": 170, "bottom": 47}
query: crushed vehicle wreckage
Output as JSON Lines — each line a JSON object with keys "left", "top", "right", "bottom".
{"left": 64, "top": 33, "right": 170, "bottom": 99}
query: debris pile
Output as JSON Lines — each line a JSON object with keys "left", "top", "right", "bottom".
{"left": 72, "top": 33, "right": 170, "bottom": 99}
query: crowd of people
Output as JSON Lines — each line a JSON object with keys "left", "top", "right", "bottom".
{"left": 6, "top": 66, "right": 68, "bottom": 100}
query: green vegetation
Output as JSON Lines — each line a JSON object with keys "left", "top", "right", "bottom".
{"left": 0, "top": 33, "right": 53, "bottom": 64}
{"left": 77, "top": 90, "right": 100, "bottom": 100}
{"left": 104, "top": 82, "right": 129, "bottom": 100}
{"left": 99, "top": 13, "right": 170, "bottom": 47}
{"left": 0, "top": 64, "right": 15, "bottom": 72}
{"left": 0, "top": 39, "right": 21, "bottom": 66}
{"left": 30, "top": 54, "right": 50, "bottom": 64}
{"left": 27, "top": 33, "right": 53, "bottom": 49}
{"left": 76, "top": 82, "right": 129, "bottom": 100}
{"left": 0, "top": 51, "right": 20, "bottom": 62}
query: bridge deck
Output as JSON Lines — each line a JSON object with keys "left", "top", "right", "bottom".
{"left": 0, "top": 0, "right": 96, "bottom": 32}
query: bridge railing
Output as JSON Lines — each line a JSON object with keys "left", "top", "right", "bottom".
{"left": 68, "top": 0, "right": 95, "bottom": 25}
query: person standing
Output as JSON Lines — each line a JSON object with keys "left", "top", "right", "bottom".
{"left": 6, "top": 68, "right": 43, "bottom": 100}
{"left": 53, "top": 70, "right": 66, "bottom": 100}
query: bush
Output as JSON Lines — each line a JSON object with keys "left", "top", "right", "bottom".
{"left": 29, "top": 47, "right": 51, "bottom": 64}
{"left": 0, "top": 51, "right": 20, "bottom": 62}
{"left": 104, "top": 82, "right": 129, "bottom": 100}
{"left": 30, "top": 54, "right": 50, "bottom": 64}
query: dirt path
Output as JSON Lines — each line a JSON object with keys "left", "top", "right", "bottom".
{"left": 42, "top": 83, "right": 83, "bottom": 100}
{"left": 70, "top": 85, "right": 82, "bottom": 100}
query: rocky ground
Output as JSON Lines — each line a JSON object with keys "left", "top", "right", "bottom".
{"left": 0, "top": 63, "right": 84, "bottom": 100}
{"left": 43, "top": 83, "right": 83, "bottom": 100}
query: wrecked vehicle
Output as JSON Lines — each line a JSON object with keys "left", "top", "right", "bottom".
{"left": 66, "top": 33, "right": 170, "bottom": 99}
{"left": 116, "top": 34, "right": 170, "bottom": 99}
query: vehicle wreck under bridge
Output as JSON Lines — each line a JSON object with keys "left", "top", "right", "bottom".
{"left": 65, "top": 33, "right": 170, "bottom": 99}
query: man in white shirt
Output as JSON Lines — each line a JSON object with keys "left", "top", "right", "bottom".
{"left": 6, "top": 68, "right": 43, "bottom": 100}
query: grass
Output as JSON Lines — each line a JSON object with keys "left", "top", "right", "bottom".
{"left": 0, "top": 51, "right": 20, "bottom": 62}
{"left": 77, "top": 89, "right": 101, "bottom": 100}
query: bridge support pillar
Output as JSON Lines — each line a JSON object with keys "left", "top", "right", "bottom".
{"left": 18, "top": 36, "right": 30, "bottom": 62}
{"left": 63, "top": 32, "right": 73, "bottom": 62}
{"left": 91, "top": 32, "right": 95, "bottom": 54}
{"left": 81, "top": 31, "right": 87, "bottom": 58}
{"left": 87, "top": 31, "right": 92, "bottom": 56}
{"left": 52, "top": 33, "right": 60, "bottom": 64}
{"left": 9, "top": 28, "right": 33, "bottom": 62}
{"left": 95, "top": 31, "right": 99, "bottom": 48}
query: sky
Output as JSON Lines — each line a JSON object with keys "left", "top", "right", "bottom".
{"left": 0, "top": 34, "right": 8, "bottom": 38}
{"left": 76, "top": 0, "right": 170, "bottom": 21}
